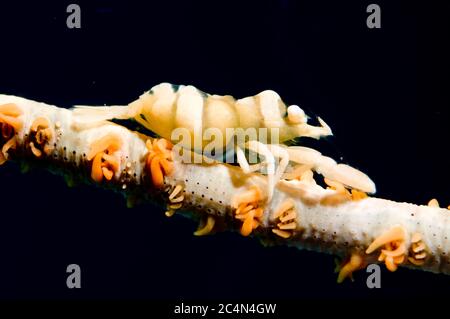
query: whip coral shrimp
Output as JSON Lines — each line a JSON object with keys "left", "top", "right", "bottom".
{"left": 73, "top": 83, "right": 376, "bottom": 201}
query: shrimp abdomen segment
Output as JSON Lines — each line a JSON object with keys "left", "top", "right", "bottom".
{"left": 138, "top": 83, "right": 177, "bottom": 139}
{"left": 203, "top": 95, "right": 239, "bottom": 147}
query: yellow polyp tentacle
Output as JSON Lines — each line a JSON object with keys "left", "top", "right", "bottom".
{"left": 241, "top": 211, "right": 255, "bottom": 237}
{"left": 150, "top": 156, "right": 164, "bottom": 186}
{"left": 159, "top": 157, "right": 173, "bottom": 176}
{"left": 236, "top": 204, "right": 253, "bottom": 216}
{"left": 146, "top": 138, "right": 174, "bottom": 188}
{"left": 29, "top": 141, "right": 42, "bottom": 157}
{"left": 91, "top": 152, "right": 104, "bottom": 183}
{"left": 414, "top": 252, "right": 427, "bottom": 259}
{"left": 170, "top": 203, "right": 183, "bottom": 210}
{"left": 2, "top": 136, "right": 17, "bottom": 158}
{"left": 194, "top": 215, "right": 216, "bottom": 236}
{"left": 413, "top": 242, "right": 426, "bottom": 253}
{"left": 170, "top": 195, "right": 184, "bottom": 203}
{"left": 272, "top": 229, "right": 291, "bottom": 239}
{"left": 280, "top": 211, "right": 296, "bottom": 222}
{"left": 385, "top": 256, "right": 398, "bottom": 272}
{"left": 102, "top": 167, "right": 114, "bottom": 180}
{"left": 169, "top": 184, "right": 183, "bottom": 200}
{"left": 337, "top": 253, "right": 364, "bottom": 283}
{"left": 366, "top": 226, "right": 406, "bottom": 254}
{"left": 272, "top": 199, "right": 294, "bottom": 219}
{"left": 146, "top": 153, "right": 157, "bottom": 167}
{"left": 165, "top": 209, "right": 176, "bottom": 217}
{"left": 165, "top": 184, "right": 185, "bottom": 217}
{"left": 278, "top": 222, "right": 296, "bottom": 230}
{"left": 381, "top": 243, "right": 406, "bottom": 257}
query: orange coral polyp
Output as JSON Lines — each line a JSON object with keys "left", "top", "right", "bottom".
{"left": 145, "top": 138, "right": 174, "bottom": 187}
{"left": 365, "top": 226, "right": 407, "bottom": 272}
{"left": 232, "top": 186, "right": 264, "bottom": 237}
{"left": 101, "top": 167, "right": 114, "bottom": 180}
{"left": 29, "top": 117, "right": 54, "bottom": 157}
{"left": 150, "top": 156, "right": 164, "bottom": 186}
{"left": 88, "top": 134, "right": 122, "bottom": 183}
{"left": 91, "top": 152, "right": 105, "bottom": 182}
{"left": 0, "top": 103, "right": 22, "bottom": 165}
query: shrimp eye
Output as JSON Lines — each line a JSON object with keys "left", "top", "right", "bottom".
{"left": 287, "top": 105, "right": 305, "bottom": 124}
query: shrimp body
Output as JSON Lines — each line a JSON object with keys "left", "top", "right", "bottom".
{"left": 73, "top": 83, "right": 375, "bottom": 199}
{"left": 75, "top": 83, "right": 331, "bottom": 150}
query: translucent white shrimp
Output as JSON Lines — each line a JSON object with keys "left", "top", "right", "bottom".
{"left": 73, "top": 83, "right": 375, "bottom": 199}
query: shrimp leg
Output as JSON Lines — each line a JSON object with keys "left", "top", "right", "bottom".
{"left": 235, "top": 146, "right": 264, "bottom": 173}
{"left": 236, "top": 143, "right": 290, "bottom": 202}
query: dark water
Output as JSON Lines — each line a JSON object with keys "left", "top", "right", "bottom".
{"left": 0, "top": 0, "right": 449, "bottom": 301}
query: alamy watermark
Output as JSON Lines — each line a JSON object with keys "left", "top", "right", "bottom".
{"left": 66, "top": 4, "right": 81, "bottom": 29}
{"left": 366, "top": 4, "right": 381, "bottom": 29}
{"left": 366, "top": 264, "right": 381, "bottom": 288}
{"left": 66, "top": 263, "right": 81, "bottom": 288}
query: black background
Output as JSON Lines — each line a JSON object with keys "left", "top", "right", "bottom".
{"left": 0, "top": 0, "right": 449, "bottom": 301}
